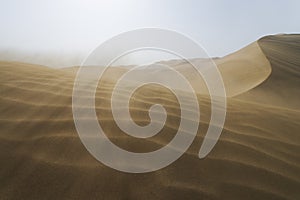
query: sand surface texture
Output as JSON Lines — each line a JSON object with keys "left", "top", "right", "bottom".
{"left": 0, "top": 35, "right": 299, "bottom": 199}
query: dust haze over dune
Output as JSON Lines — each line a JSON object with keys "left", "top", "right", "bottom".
{"left": 0, "top": 34, "right": 299, "bottom": 199}
{"left": 0, "top": 49, "right": 85, "bottom": 68}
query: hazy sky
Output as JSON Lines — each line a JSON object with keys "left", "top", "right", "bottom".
{"left": 0, "top": 0, "right": 299, "bottom": 67}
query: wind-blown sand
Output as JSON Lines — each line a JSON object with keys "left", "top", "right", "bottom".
{"left": 0, "top": 34, "right": 299, "bottom": 199}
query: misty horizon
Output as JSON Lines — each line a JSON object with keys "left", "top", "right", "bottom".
{"left": 0, "top": 0, "right": 299, "bottom": 67}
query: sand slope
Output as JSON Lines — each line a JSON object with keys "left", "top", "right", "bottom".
{"left": 0, "top": 35, "right": 299, "bottom": 200}
{"left": 237, "top": 34, "right": 300, "bottom": 109}
{"left": 149, "top": 41, "right": 272, "bottom": 97}
{"left": 214, "top": 41, "right": 272, "bottom": 97}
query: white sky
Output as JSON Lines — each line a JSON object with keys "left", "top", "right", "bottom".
{"left": 0, "top": 0, "right": 299, "bottom": 67}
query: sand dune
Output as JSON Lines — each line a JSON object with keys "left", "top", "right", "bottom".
{"left": 159, "top": 41, "right": 272, "bottom": 97}
{"left": 237, "top": 34, "right": 300, "bottom": 109}
{"left": 0, "top": 35, "right": 299, "bottom": 199}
